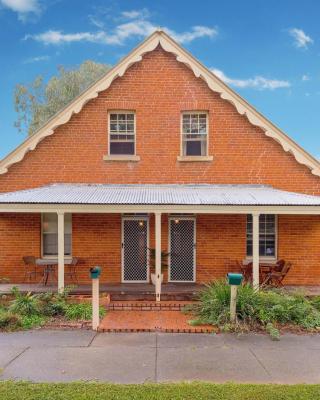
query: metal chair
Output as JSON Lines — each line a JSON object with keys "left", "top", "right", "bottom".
{"left": 22, "top": 256, "right": 41, "bottom": 283}
{"left": 65, "top": 257, "right": 79, "bottom": 284}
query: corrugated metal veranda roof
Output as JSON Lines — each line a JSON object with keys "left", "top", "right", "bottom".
{"left": 0, "top": 184, "right": 320, "bottom": 206}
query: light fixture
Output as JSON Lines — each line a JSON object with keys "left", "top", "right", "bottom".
{"left": 139, "top": 221, "right": 144, "bottom": 227}
{"left": 174, "top": 219, "right": 180, "bottom": 224}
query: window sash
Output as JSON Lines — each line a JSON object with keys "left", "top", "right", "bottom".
{"left": 42, "top": 213, "right": 72, "bottom": 257}
{"left": 246, "top": 214, "right": 276, "bottom": 258}
{"left": 182, "top": 113, "right": 208, "bottom": 156}
{"left": 109, "top": 112, "right": 135, "bottom": 155}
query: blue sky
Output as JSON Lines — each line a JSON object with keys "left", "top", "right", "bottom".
{"left": 0, "top": 0, "right": 319, "bottom": 159}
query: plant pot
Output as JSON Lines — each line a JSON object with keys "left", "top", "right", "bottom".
{"left": 151, "top": 273, "right": 164, "bottom": 285}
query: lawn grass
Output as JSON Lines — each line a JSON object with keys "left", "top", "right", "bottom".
{"left": 0, "top": 382, "right": 320, "bottom": 400}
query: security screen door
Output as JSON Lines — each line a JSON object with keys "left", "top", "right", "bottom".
{"left": 169, "top": 217, "right": 196, "bottom": 282}
{"left": 122, "top": 217, "right": 149, "bottom": 282}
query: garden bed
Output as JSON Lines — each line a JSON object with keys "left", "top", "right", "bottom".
{"left": 0, "top": 287, "right": 106, "bottom": 332}
{"left": 184, "top": 281, "right": 320, "bottom": 339}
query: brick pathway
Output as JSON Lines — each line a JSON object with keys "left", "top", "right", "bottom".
{"left": 99, "top": 301, "right": 215, "bottom": 333}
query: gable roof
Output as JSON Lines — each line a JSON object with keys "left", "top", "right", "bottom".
{"left": 1, "top": 30, "right": 320, "bottom": 176}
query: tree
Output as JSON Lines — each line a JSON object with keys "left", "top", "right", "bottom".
{"left": 14, "top": 60, "right": 111, "bottom": 136}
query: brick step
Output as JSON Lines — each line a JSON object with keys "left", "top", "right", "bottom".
{"left": 110, "top": 293, "right": 196, "bottom": 301}
{"left": 98, "top": 327, "right": 214, "bottom": 333}
{"left": 106, "top": 300, "right": 197, "bottom": 311}
{"left": 98, "top": 309, "right": 214, "bottom": 333}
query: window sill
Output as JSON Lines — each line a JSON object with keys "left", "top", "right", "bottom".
{"left": 103, "top": 155, "right": 140, "bottom": 162}
{"left": 177, "top": 156, "right": 213, "bottom": 162}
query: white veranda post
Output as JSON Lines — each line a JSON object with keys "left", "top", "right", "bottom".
{"left": 57, "top": 211, "right": 65, "bottom": 292}
{"left": 92, "top": 277, "right": 100, "bottom": 330}
{"left": 155, "top": 212, "right": 162, "bottom": 302}
{"left": 252, "top": 213, "right": 260, "bottom": 290}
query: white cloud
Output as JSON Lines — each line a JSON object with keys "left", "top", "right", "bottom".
{"left": 302, "top": 74, "right": 310, "bottom": 81}
{"left": 88, "top": 15, "right": 105, "bottom": 29}
{"left": 121, "top": 8, "right": 150, "bottom": 20}
{"left": 166, "top": 26, "right": 217, "bottom": 44}
{"left": 211, "top": 68, "right": 291, "bottom": 90}
{"left": 289, "top": 28, "right": 313, "bottom": 49}
{"left": 0, "top": 0, "right": 41, "bottom": 21}
{"left": 24, "top": 9, "right": 217, "bottom": 46}
{"left": 23, "top": 54, "right": 50, "bottom": 63}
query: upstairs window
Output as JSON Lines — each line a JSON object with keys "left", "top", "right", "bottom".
{"left": 246, "top": 214, "right": 277, "bottom": 258}
{"left": 109, "top": 112, "right": 135, "bottom": 155}
{"left": 182, "top": 112, "right": 208, "bottom": 156}
{"left": 42, "top": 213, "right": 72, "bottom": 257}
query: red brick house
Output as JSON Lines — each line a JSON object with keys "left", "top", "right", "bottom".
{"left": 1, "top": 30, "right": 320, "bottom": 300}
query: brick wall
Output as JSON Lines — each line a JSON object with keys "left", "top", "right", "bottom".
{"left": 2, "top": 212, "right": 320, "bottom": 285}
{"left": 0, "top": 46, "right": 320, "bottom": 285}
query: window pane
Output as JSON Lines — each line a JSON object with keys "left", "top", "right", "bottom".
{"left": 43, "top": 233, "right": 57, "bottom": 256}
{"left": 43, "top": 214, "right": 72, "bottom": 256}
{"left": 110, "top": 142, "right": 134, "bottom": 155}
{"left": 246, "top": 214, "right": 276, "bottom": 257}
{"left": 186, "top": 141, "right": 202, "bottom": 156}
{"left": 127, "top": 123, "right": 134, "bottom": 132}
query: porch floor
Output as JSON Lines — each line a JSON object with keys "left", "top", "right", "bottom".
{"left": 1, "top": 283, "right": 319, "bottom": 297}
{"left": 0, "top": 283, "right": 203, "bottom": 300}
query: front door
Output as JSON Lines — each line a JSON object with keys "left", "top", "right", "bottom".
{"left": 122, "top": 216, "right": 149, "bottom": 282}
{"left": 169, "top": 217, "right": 196, "bottom": 282}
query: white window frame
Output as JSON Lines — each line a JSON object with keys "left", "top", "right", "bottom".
{"left": 246, "top": 214, "right": 278, "bottom": 262}
{"left": 180, "top": 111, "right": 209, "bottom": 157}
{"left": 168, "top": 215, "right": 196, "bottom": 283}
{"left": 108, "top": 111, "right": 136, "bottom": 156}
{"left": 41, "top": 213, "right": 72, "bottom": 259}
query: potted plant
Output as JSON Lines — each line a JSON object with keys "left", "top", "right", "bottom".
{"left": 148, "top": 248, "right": 170, "bottom": 285}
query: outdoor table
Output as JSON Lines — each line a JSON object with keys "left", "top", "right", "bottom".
{"left": 240, "top": 260, "right": 276, "bottom": 283}
{"left": 36, "top": 258, "right": 72, "bottom": 286}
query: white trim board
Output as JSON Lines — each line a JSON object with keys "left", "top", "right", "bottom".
{"left": 0, "top": 30, "right": 320, "bottom": 176}
{"left": 1, "top": 204, "right": 320, "bottom": 214}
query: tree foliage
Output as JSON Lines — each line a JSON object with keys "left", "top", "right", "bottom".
{"left": 14, "top": 60, "right": 111, "bottom": 136}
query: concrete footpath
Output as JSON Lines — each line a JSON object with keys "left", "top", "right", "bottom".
{"left": 1, "top": 330, "right": 320, "bottom": 384}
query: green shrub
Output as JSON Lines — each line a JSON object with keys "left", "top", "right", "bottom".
{"left": 64, "top": 303, "right": 106, "bottom": 321}
{"left": 191, "top": 280, "right": 320, "bottom": 332}
{"left": 266, "top": 322, "right": 280, "bottom": 341}
{"left": 9, "top": 288, "right": 40, "bottom": 316}
{"left": 36, "top": 292, "right": 67, "bottom": 317}
{"left": 21, "top": 314, "right": 46, "bottom": 330}
{"left": 0, "top": 311, "right": 22, "bottom": 331}
{"left": 311, "top": 296, "right": 320, "bottom": 311}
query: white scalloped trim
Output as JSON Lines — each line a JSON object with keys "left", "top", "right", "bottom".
{"left": 1, "top": 30, "right": 320, "bottom": 177}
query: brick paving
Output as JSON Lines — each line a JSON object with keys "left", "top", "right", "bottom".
{"left": 99, "top": 301, "right": 215, "bottom": 333}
